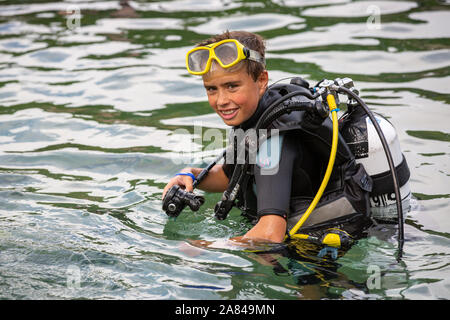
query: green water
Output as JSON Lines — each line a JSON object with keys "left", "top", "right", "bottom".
{"left": 0, "top": 0, "right": 449, "bottom": 300}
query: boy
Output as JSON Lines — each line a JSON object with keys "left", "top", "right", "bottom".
{"left": 162, "top": 31, "right": 371, "bottom": 244}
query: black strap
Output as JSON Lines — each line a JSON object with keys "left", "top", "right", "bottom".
{"left": 370, "top": 155, "right": 410, "bottom": 196}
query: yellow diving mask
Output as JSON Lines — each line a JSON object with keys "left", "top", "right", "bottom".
{"left": 186, "top": 39, "right": 265, "bottom": 75}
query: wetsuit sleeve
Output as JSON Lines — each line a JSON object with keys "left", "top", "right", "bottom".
{"left": 254, "top": 133, "right": 298, "bottom": 220}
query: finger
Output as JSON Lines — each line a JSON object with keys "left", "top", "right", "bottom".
{"left": 162, "top": 176, "right": 186, "bottom": 200}
{"left": 162, "top": 185, "right": 169, "bottom": 200}
{"left": 184, "top": 176, "right": 194, "bottom": 193}
{"left": 162, "top": 179, "right": 177, "bottom": 200}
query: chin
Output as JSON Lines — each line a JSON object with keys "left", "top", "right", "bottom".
{"left": 222, "top": 118, "right": 242, "bottom": 127}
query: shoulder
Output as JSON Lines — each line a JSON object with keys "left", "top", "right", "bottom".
{"left": 256, "top": 133, "right": 286, "bottom": 170}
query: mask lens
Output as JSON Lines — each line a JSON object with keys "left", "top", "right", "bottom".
{"left": 188, "top": 49, "right": 210, "bottom": 73}
{"left": 214, "top": 42, "right": 239, "bottom": 66}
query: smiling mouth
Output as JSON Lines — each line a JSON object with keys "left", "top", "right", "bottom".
{"left": 218, "top": 108, "right": 239, "bottom": 120}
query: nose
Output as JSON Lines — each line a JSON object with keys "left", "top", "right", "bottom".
{"left": 217, "top": 89, "right": 230, "bottom": 108}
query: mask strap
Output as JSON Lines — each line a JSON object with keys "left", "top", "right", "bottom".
{"left": 247, "top": 49, "right": 265, "bottom": 66}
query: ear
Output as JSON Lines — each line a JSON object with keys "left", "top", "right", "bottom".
{"left": 257, "top": 70, "right": 269, "bottom": 97}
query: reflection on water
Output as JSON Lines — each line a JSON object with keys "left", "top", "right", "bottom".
{"left": 301, "top": 1, "right": 418, "bottom": 17}
{"left": 0, "top": 0, "right": 449, "bottom": 300}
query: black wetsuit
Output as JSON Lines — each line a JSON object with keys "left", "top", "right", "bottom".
{"left": 221, "top": 84, "right": 373, "bottom": 235}
{"left": 223, "top": 131, "right": 321, "bottom": 220}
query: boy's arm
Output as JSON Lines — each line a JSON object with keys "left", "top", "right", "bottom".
{"left": 234, "top": 133, "right": 294, "bottom": 244}
{"left": 191, "top": 164, "right": 230, "bottom": 193}
{"left": 161, "top": 164, "right": 229, "bottom": 200}
{"left": 233, "top": 215, "right": 287, "bottom": 243}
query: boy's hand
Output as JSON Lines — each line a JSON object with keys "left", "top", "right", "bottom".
{"left": 161, "top": 168, "right": 195, "bottom": 200}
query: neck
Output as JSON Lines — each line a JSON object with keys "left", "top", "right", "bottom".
{"left": 235, "top": 87, "right": 279, "bottom": 130}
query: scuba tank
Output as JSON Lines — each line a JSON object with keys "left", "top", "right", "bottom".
{"left": 339, "top": 80, "right": 411, "bottom": 223}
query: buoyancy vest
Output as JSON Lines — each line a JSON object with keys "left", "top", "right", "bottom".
{"left": 225, "top": 82, "right": 374, "bottom": 235}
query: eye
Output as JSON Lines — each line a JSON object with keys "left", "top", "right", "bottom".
{"left": 227, "top": 83, "right": 239, "bottom": 90}
{"left": 205, "top": 86, "right": 216, "bottom": 94}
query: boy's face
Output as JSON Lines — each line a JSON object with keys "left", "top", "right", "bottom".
{"left": 202, "top": 64, "right": 268, "bottom": 127}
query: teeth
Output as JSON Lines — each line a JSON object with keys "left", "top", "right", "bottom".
{"left": 221, "top": 109, "right": 237, "bottom": 115}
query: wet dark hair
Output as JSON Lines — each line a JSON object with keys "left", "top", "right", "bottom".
{"left": 196, "top": 30, "right": 266, "bottom": 81}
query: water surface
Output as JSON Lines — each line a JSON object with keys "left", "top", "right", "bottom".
{"left": 0, "top": 0, "right": 449, "bottom": 300}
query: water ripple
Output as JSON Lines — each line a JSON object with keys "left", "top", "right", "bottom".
{"left": 0, "top": 0, "right": 449, "bottom": 300}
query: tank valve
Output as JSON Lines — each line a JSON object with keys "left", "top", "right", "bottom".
{"left": 334, "top": 77, "right": 359, "bottom": 106}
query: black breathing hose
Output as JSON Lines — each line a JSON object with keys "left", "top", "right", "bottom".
{"left": 337, "top": 86, "right": 405, "bottom": 248}
{"left": 192, "top": 149, "right": 227, "bottom": 189}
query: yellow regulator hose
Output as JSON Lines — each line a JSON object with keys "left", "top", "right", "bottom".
{"left": 287, "top": 93, "right": 340, "bottom": 240}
